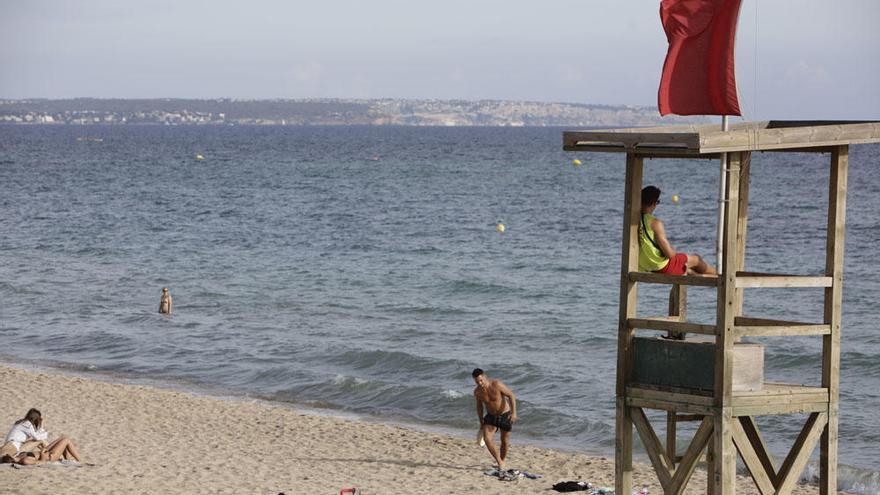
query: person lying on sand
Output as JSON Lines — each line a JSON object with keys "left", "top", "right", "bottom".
{"left": 1, "top": 408, "right": 83, "bottom": 463}
{"left": 1, "top": 436, "right": 82, "bottom": 466}
{"left": 472, "top": 368, "right": 517, "bottom": 470}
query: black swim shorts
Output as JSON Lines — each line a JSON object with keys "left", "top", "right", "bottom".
{"left": 483, "top": 411, "right": 513, "bottom": 432}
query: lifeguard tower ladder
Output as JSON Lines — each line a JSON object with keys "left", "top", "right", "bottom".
{"left": 564, "top": 121, "right": 880, "bottom": 495}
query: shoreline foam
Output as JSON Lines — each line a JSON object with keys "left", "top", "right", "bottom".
{"left": 0, "top": 364, "right": 837, "bottom": 494}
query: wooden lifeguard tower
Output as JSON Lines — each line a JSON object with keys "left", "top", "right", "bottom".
{"left": 564, "top": 121, "right": 880, "bottom": 494}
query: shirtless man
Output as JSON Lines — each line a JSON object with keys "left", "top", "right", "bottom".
{"left": 472, "top": 368, "right": 517, "bottom": 470}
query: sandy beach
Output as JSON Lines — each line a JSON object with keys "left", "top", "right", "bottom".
{"left": 0, "top": 364, "right": 835, "bottom": 494}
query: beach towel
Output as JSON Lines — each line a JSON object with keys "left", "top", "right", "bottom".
{"left": 484, "top": 468, "right": 543, "bottom": 481}
{"left": 7, "top": 460, "right": 94, "bottom": 470}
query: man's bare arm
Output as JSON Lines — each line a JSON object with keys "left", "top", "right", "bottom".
{"left": 474, "top": 391, "right": 485, "bottom": 424}
{"left": 651, "top": 219, "right": 677, "bottom": 258}
{"left": 497, "top": 382, "right": 518, "bottom": 422}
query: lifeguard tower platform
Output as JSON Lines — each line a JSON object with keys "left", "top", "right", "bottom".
{"left": 564, "top": 121, "right": 880, "bottom": 494}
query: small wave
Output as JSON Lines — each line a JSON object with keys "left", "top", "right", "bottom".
{"left": 334, "top": 348, "right": 470, "bottom": 381}
{"left": 377, "top": 304, "right": 474, "bottom": 316}
{"left": 801, "top": 461, "right": 880, "bottom": 495}
{"left": 443, "top": 278, "right": 521, "bottom": 296}
{"left": 331, "top": 374, "right": 370, "bottom": 388}
{"left": 442, "top": 389, "right": 464, "bottom": 399}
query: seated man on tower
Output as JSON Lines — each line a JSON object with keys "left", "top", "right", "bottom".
{"left": 638, "top": 185, "right": 716, "bottom": 277}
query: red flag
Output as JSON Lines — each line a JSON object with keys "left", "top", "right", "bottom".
{"left": 658, "top": 0, "right": 742, "bottom": 116}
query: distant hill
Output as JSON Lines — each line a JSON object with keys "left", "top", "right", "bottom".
{"left": 0, "top": 98, "right": 705, "bottom": 127}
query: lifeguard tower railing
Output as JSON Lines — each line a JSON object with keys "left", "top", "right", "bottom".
{"left": 564, "top": 121, "right": 880, "bottom": 495}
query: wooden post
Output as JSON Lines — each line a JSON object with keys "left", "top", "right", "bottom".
{"left": 734, "top": 152, "right": 751, "bottom": 318}
{"left": 616, "top": 153, "right": 643, "bottom": 495}
{"left": 713, "top": 151, "right": 741, "bottom": 494}
{"left": 821, "top": 145, "right": 847, "bottom": 494}
{"left": 666, "top": 411, "right": 677, "bottom": 469}
{"left": 666, "top": 284, "right": 687, "bottom": 340}
{"left": 666, "top": 284, "right": 687, "bottom": 463}
{"left": 707, "top": 437, "right": 716, "bottom": 495}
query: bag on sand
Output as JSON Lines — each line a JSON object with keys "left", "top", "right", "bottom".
{"left": 552, "top": 480, "right": 591, "bottom": 492}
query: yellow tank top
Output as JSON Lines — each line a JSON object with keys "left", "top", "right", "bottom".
{"left": 639, "top": 213, "right": 669, "bottom": 272}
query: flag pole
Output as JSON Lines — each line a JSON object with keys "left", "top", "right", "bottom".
{"left": 716, "top": 115, "right": 730, "bottom": 274}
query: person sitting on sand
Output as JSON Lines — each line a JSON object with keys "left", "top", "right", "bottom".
{"left": 639, "top": 186, "right": 716, "bottom": 277}
{"left": 1, "top": 408, "right": 83, "bottom": 463}
{"left": 1, "top": 436, "right": 82, "bottom": 466}
{"left": 472, "top": 368, "right": 517, "bottom": 470}
{"left": 1, "top": 408, "right": 48, "bottom": 458}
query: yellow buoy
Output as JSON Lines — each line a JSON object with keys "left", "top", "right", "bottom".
{"left": 496, "top": 223, "right": 506, "bottom": 233}
{"left": 572, "top": 159, "right": 582, "bottom": 167}
{"left": 671, "top": 194, "right": 680, "bottom": 204}
{"left": 195, "top": 154, "right": 205, "bottom": 161}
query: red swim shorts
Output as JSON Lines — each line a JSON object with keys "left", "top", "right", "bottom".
{"left": 657, "top": 253, "right": 688, "bottom": 276}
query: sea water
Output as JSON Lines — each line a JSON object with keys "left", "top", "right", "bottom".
{"left": 1, "top": 125, "right": 878, "bottom": 493}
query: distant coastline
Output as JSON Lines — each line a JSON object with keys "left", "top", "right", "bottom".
{"left": 0, "top": 97, "right": 704, "bottom": 127}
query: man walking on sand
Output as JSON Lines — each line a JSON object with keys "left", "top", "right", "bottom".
{"left": 639, "top": 185, "right": 716, "bottom": 277}
{"left": 472, "top": 368, "right": 517, "bottom": 470}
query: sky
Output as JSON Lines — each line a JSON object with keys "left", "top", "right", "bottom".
{"left": 1, "top": 0, "right": 878, "bottom": 119}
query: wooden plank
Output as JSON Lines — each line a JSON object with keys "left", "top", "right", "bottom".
{"left": 702, "top": 122, "right": 880, "bottom": 153}
{"left": 563, "top": 125, "right": 704, "bottom": 149}
{"left": 731, "top": 418, "right": 776, "bottom": 495}
{"left": 734, "top": 383, "right": 827, "bottom": 397}
{"left": 739, "top": 417, "right": 778, "bottom": 489}
{"left": 628, "top": 318, "right": 717, "bottom": 335}
{"left": 629, "top": 271, "right": 720, "bottom": 287}
{"left": 734, "top": 152, "right": 751, "bottom": 323}
{"left": 564, "top": 121, "right": 880, "bottom": 154}
{"left": 668, "top": 416, "right": 714, "bottom": 495}
{"left": 631, "top": 407, "right": 673, "bottom": 490}
{"left": 712, "top": 409, "right": 736, "bottom": 495}
{"left": 735, "top": 315, "right": 822, "bottom": 326}
{"left": 674, "top": 414, "right": 706, "bottom": 422}
{"left": 777, "top": 412, "right": 828, "bottom": 495}
{"left": 617, "top": 152, "right": 643, "bottom": 396}
{"left": 821, "top": 145, "right": 847, "bottom": 495}
{"left": 716, "top": 151, "right": 741, "bottom": 404}
{"left": 711, "top": 151, "right": 741, "bottom": 495}
{"left": 615, "top": 153, "right": 642, "bottom": 495}
{"left": 733, "top": 324, "right": 831, "bottom": 339}
{"left": 733, "top": 402, "right": 828, "bottom": 417}
{"left": 734, "top": 315, "right": 831, "bottom": 337}
{"left": 666, "top": 411, "right": 677, "bottom": 469}
{"left": 735, "top": 272, "right": 832, "bottom": 288}
{"left": 707, "top": 438, "right": 716, "bottom": 495}
{"left": 667, "top": 284, "right": 687, "bottom": 339}
{"left": 626, "top": 397, "right": 715, "bottom": 416}
{"left": 562, "top": 145, "right": 716, "bottom": 159}
{"left": 616, "top": 398, "right": 633, "bottom": 495}
{"left": 642, "top": 315, "right": 682, "bottom": 323}
{"left": 627, "top": 387, "right": 715, "bottom": 406}
{"left": 733, "top": 392, "right": 828, "bottom": 408}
